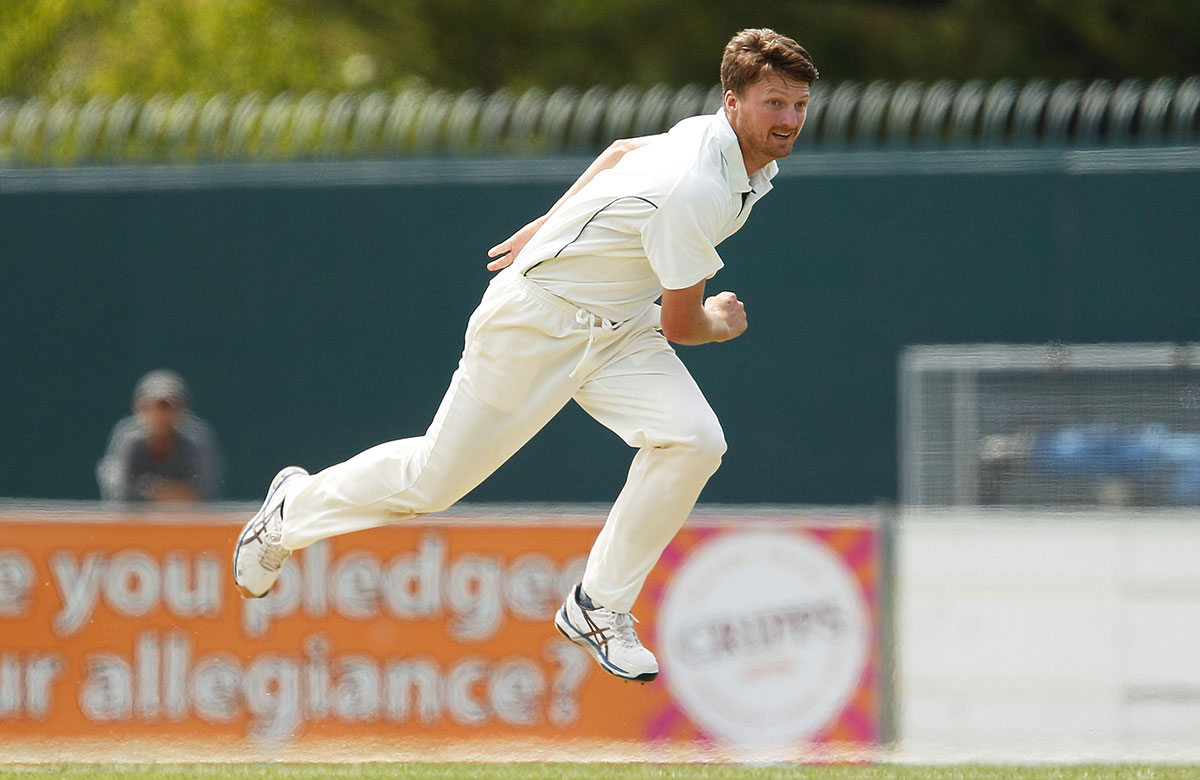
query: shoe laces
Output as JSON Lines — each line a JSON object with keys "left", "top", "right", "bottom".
{"left": 260, "top": 535, "right": 290, "bottom": 572}
{"left": 608, "top": 610, "right": 641, "bottom": 648}
{"left": 249, "top": 510, "right": 290, "bottom": 572}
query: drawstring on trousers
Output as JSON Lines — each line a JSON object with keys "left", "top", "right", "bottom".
{"left": 570, "top": 308, "right": 618, "bottom": 378}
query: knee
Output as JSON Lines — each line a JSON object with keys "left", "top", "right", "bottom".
{"left": 675, "top": 417, "right": 727, "bottom": 471}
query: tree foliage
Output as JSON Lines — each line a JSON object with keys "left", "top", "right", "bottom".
{"left": 2, "top": 0, "right": 1198, "bottom": 99}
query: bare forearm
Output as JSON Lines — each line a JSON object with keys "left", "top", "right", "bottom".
{"left": 660, "top": 286, "right": 747, "bottom": 346}
{"left": 665, "top": 312, "right": 741, "bottom": 345}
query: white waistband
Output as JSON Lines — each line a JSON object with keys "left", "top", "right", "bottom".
{"left": 501, "top": 271, "right": 619, "bottom": 378}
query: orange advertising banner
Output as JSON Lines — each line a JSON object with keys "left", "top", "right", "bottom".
{"left": 0, "top": 504, "right": 882, "bottom": 759}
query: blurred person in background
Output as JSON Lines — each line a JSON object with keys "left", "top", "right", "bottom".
{"left": 97, "top": 369, "right": 223, "bottom": 503}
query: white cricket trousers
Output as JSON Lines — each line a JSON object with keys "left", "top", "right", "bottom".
{"left": 280, "top": 269, "right": 726, "bottom": 612}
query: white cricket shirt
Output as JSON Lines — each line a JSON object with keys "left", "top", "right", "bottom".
{"left": 514, "top": 107, "right": 778, "bottom": 324}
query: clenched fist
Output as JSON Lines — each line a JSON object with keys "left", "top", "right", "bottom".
{"left": 704, "top": 291, "right": 747, "bottom": 342}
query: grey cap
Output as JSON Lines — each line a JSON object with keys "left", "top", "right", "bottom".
{"left": 133, "top": 369, "right": 188, "bottom": 406}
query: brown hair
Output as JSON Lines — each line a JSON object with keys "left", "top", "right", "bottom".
{"left": 720, "top": 28, "right": 818, "bottom": 95}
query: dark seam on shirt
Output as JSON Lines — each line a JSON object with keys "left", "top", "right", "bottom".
{"left": 523, "top": 196, "right": 659, "bottom": 277}
{"left": 738, "top": 188, "right": 755, "bottom": 217}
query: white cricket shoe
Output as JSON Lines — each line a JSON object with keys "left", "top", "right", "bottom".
{"left": 232, "top": 466, "right": 308, "bottom": 598}
{"left": 554, "top": 584, "right": 658, "bottom": 682}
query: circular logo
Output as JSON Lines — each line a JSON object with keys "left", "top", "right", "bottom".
{"left": 658, "top": 531, "right": 871, "bottom": 748}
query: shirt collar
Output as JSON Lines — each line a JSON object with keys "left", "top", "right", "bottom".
{"left": 714, "top": 107, "right": 778, "bottom": 196}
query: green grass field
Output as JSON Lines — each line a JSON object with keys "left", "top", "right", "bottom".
{"left": 2, "top": 765, "right": 1200, "bottom": 780}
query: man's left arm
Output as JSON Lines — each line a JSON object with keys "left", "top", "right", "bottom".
{"left": 660, "top": 281, "right": 747, "bottom": 346}
{"left": 646, "top": 176, "right": 746, "bottom": 346}
{"left": 182, "top": 416, "right": 223, "bottom": 501}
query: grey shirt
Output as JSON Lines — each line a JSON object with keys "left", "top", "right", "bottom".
{"left": 97, "top": 413, "right": 223, "bottom": 501}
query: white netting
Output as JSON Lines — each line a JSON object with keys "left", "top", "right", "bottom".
{"left": 900, "top": 344, "right": 1200, "bottom": 507}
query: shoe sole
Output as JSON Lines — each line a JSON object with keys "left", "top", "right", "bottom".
{"left": 232, "top": 466, "right": 306, "bottom": 598}
{"left": 554, "top": 608, "right": 658, "bottom": 683}
{"left": 234, "top": 583, "right": 263, "bottom": 599}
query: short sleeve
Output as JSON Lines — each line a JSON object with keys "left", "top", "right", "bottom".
{"left": 640, "top": 181, "right": 725, "bottom": 291}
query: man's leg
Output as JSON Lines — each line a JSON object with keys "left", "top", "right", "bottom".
{"left": 236, "top": 274, "right": 585, "bottom": 595}
{"left": 278, "top": 275, "right": 592, "bottom": 550}
{"left": 278, "top": 367, "right": 562, "bottom": 549}
{"left": 572, "top": 328, "right": 726, "bottom": 613}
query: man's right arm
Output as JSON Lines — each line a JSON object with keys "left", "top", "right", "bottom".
{"left": 486, "top": 135, "right": 662, "bottom": 271}
{"left": 97, "top": 421, "right": 138, "bottom": 501}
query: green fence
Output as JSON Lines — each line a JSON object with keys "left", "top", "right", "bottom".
{"left": 3, "top": 77, "right": 1198, "bottom": 165}
{"left": 2, "top": 146, "right": 1199, "bottom": 503}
